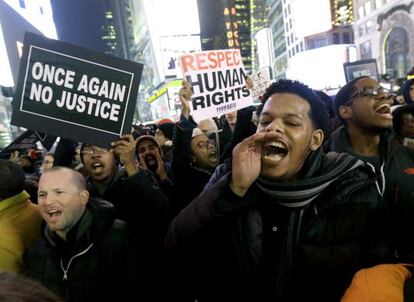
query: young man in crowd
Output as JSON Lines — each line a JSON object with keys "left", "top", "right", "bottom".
{"left": 329, "top": 76, "right": 414, "bottom": 261}
{"left": 135, "top": 135, "right": 175, "bottom": 200}
{"left": 25, "top": 167, "right": 137, "bottom": 301}
{"left": 166, "top": 79, "right": 392, "bottom": 301}
{"left": 171, "top": 81, "right": 219, "bottom": 212}
{"left": 80, "top": 134, "right": 170, "bottom": 300}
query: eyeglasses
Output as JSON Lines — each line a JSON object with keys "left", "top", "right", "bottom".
{"left": 81, "top": 147, "right": 110, "bottom": 156}
{"left": 344, "top": 86, "right": 393, "bottom": 106}
{"left": 196, "top": 139, "right": 216, "bottom": 149}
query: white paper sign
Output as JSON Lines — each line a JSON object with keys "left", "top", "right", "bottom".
{"left": 179, "top": 49, "right": 253, "bottom": 121}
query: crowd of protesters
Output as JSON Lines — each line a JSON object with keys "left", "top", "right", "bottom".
{"left": 0, "top": 71, "right": 414, "bottom": 301}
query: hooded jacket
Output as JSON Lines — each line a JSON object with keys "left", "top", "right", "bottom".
{"left": 25, "top": 198, "right": 137, "bottom": 302}
{"left": 0, "top": 191, "right": 41, "bottom": 272}
{"left": 328, "top": 126, "right": 414, "bottom": 260}
{"left": 166, "top": 150, "right": 392, "bottom": 301}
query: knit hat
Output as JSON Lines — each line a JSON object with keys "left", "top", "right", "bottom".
{"left": 135, "top": 135, "right": 163, "bottom": 157}
{"left": 192, "top": 128, "right": 204, "bottom": 138}
{"left": 157, "top": 123, "right": 174, "bottom": 141}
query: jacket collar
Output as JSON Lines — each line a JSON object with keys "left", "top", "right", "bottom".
{"left": 0, "top": 190, "right": 30, "bottom": 212}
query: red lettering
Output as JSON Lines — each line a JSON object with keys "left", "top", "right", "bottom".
{"left": 217, "top": 51, "right": 225, "bottom": 67}
{"left": 208, "top": 52, "right": 218, "bottom": 69}
{"left": 180, "top": 55, "right": 196, "bottom": 73}
{"left": 195, "top": 53, "right": 208, "bottom": 70}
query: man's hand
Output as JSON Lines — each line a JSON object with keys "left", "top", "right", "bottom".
{"left": 179, "top": 80, "right": 192, "bottom": 120}
{"left": 154, "top": 151, "right": 168, "bottom": 180}
{"left": 230, "top": 132, "right": 265, "bottom": 197}
{"left": 111, "top": 134, "right": 139, "bottom": 176}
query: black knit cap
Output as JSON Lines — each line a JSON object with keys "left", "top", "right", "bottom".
{"left": 157, "top": 123, "right": 174, "bottom": 141}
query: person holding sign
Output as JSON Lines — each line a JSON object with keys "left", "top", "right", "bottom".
{"left": 79, "top": 134, "right": 171, "bottom": 299}
{"left": 166, "top": 79, "right": 392, "bottom": 301}
{"left": 171, "top": 81, "right": 219, "bottom": 213}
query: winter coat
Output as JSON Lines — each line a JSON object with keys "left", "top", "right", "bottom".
{"left": 171, "top": 115, "right": 213, "bottom": 213}
{"left": 341, "top": 264, "right": 414, "bottom": 302}
{"left": 0, "top": 191, "right": 41, "bottom": 272}
{"left": 328, "top": 126, "right": 414, "bottom": 261}
{"left": 166, "top": 151, "right": 393, "bottom": 301}
{"left": 25, "top": 198, "right": 137, "bottom": 302}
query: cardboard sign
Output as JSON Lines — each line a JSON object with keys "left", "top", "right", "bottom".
{"left": 11, "top": 32, "right": 143, "bottom": 148}
{"left": 343, "top": 59, "right": 379, "bottom": 82}
{"left": 248, "top": 67, "right": 271, "bottom": 99}
{"left": 179, "top": 49, "right": 253, "bottom": 121}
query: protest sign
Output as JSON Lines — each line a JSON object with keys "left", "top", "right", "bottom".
{"left": 0, "top": 130, "right": 36, "bottom": 159}
{"left": 11, "top": 32, "right": 143, "bottom": 148}
{"left": 248, "top": 67, "right": 271, "bottom": 99}
{"left": 179, "top": 49, "right": 253, "bottom": 121}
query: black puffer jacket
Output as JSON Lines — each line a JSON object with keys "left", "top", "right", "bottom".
{"left": 166, "top": 151, "right": 393, "bottom": 301}
{"left": 25, "top": 198, "right": 137, "bottom": 302}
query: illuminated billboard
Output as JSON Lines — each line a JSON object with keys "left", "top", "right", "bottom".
{"left": 159, "top": 35, "right": 201, "bottom": 79}
{"left": 292, "top": 0, "right": 332, "bottom": 38}
{"left": 286, "top": 44, "right": 357, "bottom": 90}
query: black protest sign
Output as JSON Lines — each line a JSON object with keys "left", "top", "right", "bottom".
{"left": 0, "top": 130, "right": 37, "bottom": 159}
{"left": 11, "top": 32, "right": 143, "bottom": 148}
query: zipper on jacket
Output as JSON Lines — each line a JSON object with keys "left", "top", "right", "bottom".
{"left": 60, "top": 243, "right": 94, "bottom": 280}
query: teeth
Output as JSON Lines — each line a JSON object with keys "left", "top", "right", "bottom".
{"left": 264, "top": 154, "right": 284, "bottom": 162}
{"left": 266, "top": 141, "right": 287, "bottom": 150}
{"left": 93, "top": 163, "right": 102, "bottom": 167}
{"left": 376, "top": 103, "right": 390, "bottom": 112}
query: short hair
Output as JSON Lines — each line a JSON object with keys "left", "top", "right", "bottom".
{"left": 314, "top": 90, "right": 335, "bottom": 119}
{"left": 42, "top": 166, "right": 86, "bottom": 191}
{"left": 260, "top": 79, "right": 328, "bottom": 134}
{"left": 334, "top": 76, "right": 370, "bottom": 124}
{"left": 0, "top": 159, "right": 25, "bottom": 200}
{"left": 392, "top": 104, "right": 414, "bottom": 135}
{"left": 0, "top": 271, "right": 62, "bottom": 302}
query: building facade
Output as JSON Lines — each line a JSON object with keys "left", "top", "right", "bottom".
{"left": 353, "top": 0, "right": 414, "bottom": 78}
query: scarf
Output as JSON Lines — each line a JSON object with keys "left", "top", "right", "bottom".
{"left": 255, "top": 149, "right": 364, "bottom": 208}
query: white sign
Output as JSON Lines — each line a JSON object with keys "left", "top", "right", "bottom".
{"left": 248, "top": 68, "right": 271, "bottom": 99}
{"left": 179, "top": 49, "right": 253, "bottom": 121}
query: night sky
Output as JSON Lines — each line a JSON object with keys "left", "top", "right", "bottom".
{"left": 50, "top": 0, "right": 108, "bottom": 53}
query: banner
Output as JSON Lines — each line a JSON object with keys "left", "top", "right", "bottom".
{"left": 11, "top": 32, "right": 143, "bottom": 148}
{"left": 248, "top": 67, "right": 271, "bottom": 99}
{"left": 179, "top": 49, "right": 253, "bottom": 121}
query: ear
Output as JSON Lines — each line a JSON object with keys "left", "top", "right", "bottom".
{"left": 310, "top": 129, "right": 324, "bottom": 151}
{"left": 339, "top": 105, "right": 353, "bottom": 120}
{"left": 80, "top": 190, "right": 89, "bottom": 206}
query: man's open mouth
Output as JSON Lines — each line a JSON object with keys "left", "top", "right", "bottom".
{"left": 263, "top": 141, "right": 288, "bottom": 162}
{"left": 91, "top": 162, "right": 104, "bottom": 173}
{"left": 375, "top": 103, "right": 392, "bottom": 119}
{"left": 47, "top": 209, "right": 62, "bottom": 218}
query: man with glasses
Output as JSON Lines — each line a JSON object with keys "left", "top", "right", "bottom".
{"left": 328, "top": 76, "right": 414, "bottom": 262}
{"left": 79, "top": 134, "right": 170, "bottom": 300}
{"left": 171, "top": 81, "right": 219, "bottom": 213}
